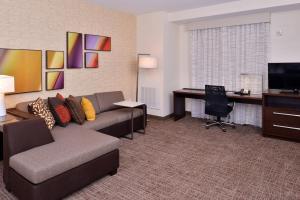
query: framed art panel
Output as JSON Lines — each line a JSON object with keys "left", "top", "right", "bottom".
{"left": 0, "top": 48, "right": 42, "bottom": 94}
{"left": 67, "top": 32, "right": 83, "bottom": 69}
{"left": 85, "top": 34, "right": 111, "bottom": 51}
{"left": 46, "top": 71, "right": 64, "bottom": 91}
{"left": 85, "top": 52, "right": 99, "bottom": 68}
{"left": 46, "top": 50, "right": 64, "bottom": 69}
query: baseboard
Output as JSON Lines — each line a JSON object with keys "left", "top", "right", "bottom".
{"left": 148, "top": 111, "right": 192, "bottom": 120}
{"left": 147, "top": 113, "right": 174, "bottom": 120}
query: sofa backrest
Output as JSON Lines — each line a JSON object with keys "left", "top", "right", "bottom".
{"left": 95, "top": 91, "right": 124, "bottom": 113}
{"left": 15, "top": 101, "right": 34, "bottom": 113}
{"left": 15, "top": 100, "right": 48, "bottom": 113}
{"left": 15, "top": 91, "right": 125, "bottom": 115}
{"left": 76, "top": 94, "right": 101, "bottom": 114}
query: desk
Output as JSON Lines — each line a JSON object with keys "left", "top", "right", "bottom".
{"left": 173, "top": 89, "right": 263, "bottom": 121}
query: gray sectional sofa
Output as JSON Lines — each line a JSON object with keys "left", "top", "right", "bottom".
{"left": 15, "top": 91, "right": 146, "bottom": 138}
{"left": 3, "top": 91, "right": 147, "bottom": 200}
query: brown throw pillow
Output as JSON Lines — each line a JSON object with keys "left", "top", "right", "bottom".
{"left": 28, "top": 98, "right": 55, "bottom": 129}
{"left": 65, "top": 95, "right": 86, "bottom": 125}
{"left": 48, "top": 97, "right": 71, "bottom": 127}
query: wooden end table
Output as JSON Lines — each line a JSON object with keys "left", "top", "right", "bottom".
{"left": 113, "top": 101, "right": 146, "bottom": 140}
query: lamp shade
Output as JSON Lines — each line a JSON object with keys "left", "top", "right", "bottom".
{"left": 0, "top": 75, "right": 15, "bottom": 93}
{"left": 138, "top": 55, "right": 158, "bottom": 69}
{"left": 240, "top": 73, "right": 262, "bottom": 94}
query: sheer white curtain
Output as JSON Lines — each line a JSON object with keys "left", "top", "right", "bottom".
{"left": 190, "top": 23, "right": 270, "bottom": 127}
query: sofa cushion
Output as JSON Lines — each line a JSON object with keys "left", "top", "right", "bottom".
{"left": 85, "top": 95, "right": 101, "bottom": 114}
{"left": 75, "top": 95, "right": 100, "bottom": 114}
{"left": 9, "top": 124, "right": 120, "bottom": 184}
{"left": 95, "top": 91, "right": 124, "bottom": 113}
{"left": 82, "top": 108, "right": 143, "bottom": 131}
{"left": 48, "top": 97, "right": 71, "bottom": 127}
{"left": 28, "top": 98, "right": 55, "bottom": 130}
{"left": 65, "top": 95, "right": 86, "bottom": 125}
{"left": 81, "top": 97, "right": 96, "bottom": 121}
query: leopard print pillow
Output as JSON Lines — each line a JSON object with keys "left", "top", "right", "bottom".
{"left": 28, "top": 98, "right": 55, "bottom": 129}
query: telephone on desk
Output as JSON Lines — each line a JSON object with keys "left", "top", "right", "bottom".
{"left": 234, "top": 89, "right": 251, "bottom": 96}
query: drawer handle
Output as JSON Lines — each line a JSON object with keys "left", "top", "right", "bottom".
{"left": 273, "top": 112, "right": 300, "bottom": 118}
{"left": 273, "top": 124, "right": 300, "bottom": 131}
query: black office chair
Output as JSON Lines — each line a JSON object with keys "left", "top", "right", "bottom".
{"left": 205, "top": 85, "right": 235, "bottom": 132}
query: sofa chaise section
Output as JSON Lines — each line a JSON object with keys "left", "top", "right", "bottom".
{"left": 3, "top": 119, "right": 120, "bottom": 200}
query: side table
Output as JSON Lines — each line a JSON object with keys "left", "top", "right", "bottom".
{"left": 114, "top": 101, "right": 146, "bottom": 140}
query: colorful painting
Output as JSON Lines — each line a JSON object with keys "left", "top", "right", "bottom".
{"left": 46, "top": 50, "right": 64, "bottom": 69}
{"left": 46, "top": 71, "right": 64, "bottom": 90}
{"left": 85, "top": 34, "right": 111, "bottom": 51}
{"left": 85, "top": 52, "right": 99, "bottom": 68}
{"left": 0, "top": 48, "right": 42, "bottom": 94}
{"left": 67, "top": 32, "right": 83, "bottom": 69}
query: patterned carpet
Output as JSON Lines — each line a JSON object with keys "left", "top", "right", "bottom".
{"left": 0, "top": 116, "right": 299, "bottom": 200}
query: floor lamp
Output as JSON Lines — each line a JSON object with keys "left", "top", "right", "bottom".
{"left": 0, "top": 75, "right": 15, "bottom": 121}
{"left": 136, "top": 54, "right": 158, "bottom": 101}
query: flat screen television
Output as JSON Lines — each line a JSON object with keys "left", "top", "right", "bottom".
{"left": 268, "top": 63, "right": 300, "bottom": 93}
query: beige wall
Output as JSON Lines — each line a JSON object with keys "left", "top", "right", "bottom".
{"left": 270, "top": 9, "right": 300, "bottom": 62}
{"left": 0, "top": 0, "right": 137, "bottom": 108}
{"left": 137, "top": 12, "right": 180, "bottom": 117}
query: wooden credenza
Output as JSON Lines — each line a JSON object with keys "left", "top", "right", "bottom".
{"left": 263, "top": 90, "right": 300, "bottom": 141}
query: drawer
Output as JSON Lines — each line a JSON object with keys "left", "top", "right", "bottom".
{"left": 263, "top": 107, "right": 300, "bottom": 140}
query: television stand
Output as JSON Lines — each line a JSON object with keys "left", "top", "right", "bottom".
{"left": 279, "top": 89, "right": 299, "bottom": 95}
{"left": 263, "top": 90, "right": 300, "bottom": 141}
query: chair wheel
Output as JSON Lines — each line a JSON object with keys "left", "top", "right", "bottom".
{"left": 222, "top": 128, "right": 227, "bottom": 132}
{"left": 205, "top": 126, "right": 209, "bottom": 129}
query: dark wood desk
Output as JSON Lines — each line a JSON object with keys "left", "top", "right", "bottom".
{"left": 173, "top": 89, "right": 263, "bottom": 121}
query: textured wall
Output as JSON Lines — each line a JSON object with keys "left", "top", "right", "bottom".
{"left": 0, "top": 0, "right": 137, "bottom": 108}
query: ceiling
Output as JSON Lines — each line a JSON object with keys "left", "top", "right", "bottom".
{"left": 89, "top": 0, "right": 238, "bottom": 14}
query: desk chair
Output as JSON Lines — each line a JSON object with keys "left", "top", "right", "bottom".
{"left": 205, "top": 85, "right": 235, "bottom": 132}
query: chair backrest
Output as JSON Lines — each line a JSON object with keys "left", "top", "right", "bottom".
{"left": 205, "top": 85, "right": 228, "bottom": 106}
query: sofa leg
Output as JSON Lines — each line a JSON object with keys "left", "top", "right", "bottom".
{"left": 109, "top": 169, "right": 118, "bottom": 176}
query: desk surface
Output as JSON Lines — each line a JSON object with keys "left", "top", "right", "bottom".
{"left": 174, "top": 89, "right": 263, "bottom": 101}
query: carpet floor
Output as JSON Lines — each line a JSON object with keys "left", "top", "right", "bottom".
{"left": 0, "top": 116, "right": 299, "bottom": 200}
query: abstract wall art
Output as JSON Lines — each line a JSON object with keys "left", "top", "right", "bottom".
{"left": 85, "top": 34, "right": 111, "bottom": 51}
{"left": 85, "top": 52, "right": 99, "bottom": 68}
{"left": 0, "top": 48, "right": 42, "bottom": 94}
{"left": 67, "top": 32, "right": 83, "bottom": 69}
{"left": 46, "top": 71, "right": 64, "bottom": 90}
{"left": 46, "top": 50, "right": 64, "bottom": 69}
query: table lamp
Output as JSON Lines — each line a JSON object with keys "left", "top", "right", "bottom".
{"left": 240, "top": 73, "right": 263, "bottom": 95}
{"left": 136, "top": 55, "right": 158, "bottom": 101}
{"left": 0, "top": 75, "right": 15, "bottom": 118}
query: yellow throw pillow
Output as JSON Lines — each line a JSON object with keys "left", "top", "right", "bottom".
{"left": 81, "top": 97, "right": 96, "bottom": 121}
